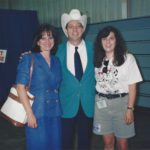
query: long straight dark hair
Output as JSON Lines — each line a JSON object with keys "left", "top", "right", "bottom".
{"left": 94, "top": 26, "right": 127, "bottom": 68}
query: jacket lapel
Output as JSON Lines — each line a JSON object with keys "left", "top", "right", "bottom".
{"left": 80, "top": 41, "right": 93, "bottom": 82}
{"left": 61, "top": 42, "right": 93, "bottom": 83}
{"left": 63, "top": 44, "right": 78, "bottom": 80}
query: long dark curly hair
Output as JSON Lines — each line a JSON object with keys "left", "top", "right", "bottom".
{"left": 32, "top": 24, "right": 59, "bottom": 54}
{"left": 94, "top": 26, "right": 127, "bottom": 68}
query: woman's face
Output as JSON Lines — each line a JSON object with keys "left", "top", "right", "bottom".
{"left": 37, "top": 31, "right": 54, "bottom": 52}
{"left": 101, "top": 31, "right": 116, "bottom": 54}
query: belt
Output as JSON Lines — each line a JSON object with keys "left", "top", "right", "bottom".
{"left": 96, "top": 92, "right": 128, "bottom": 99}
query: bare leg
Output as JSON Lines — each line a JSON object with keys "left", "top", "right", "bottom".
{"left": 103, "top": 134, "right": 115, "bottom": 150}
{"left": 117, "top": 138, "right": 128, "bottom": 150}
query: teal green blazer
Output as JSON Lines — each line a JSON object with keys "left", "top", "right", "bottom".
{"left": 56, "top": 41, "right": 95, "bottom": 118}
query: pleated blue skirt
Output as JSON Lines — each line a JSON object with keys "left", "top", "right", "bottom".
{"left": 25, "top": 117, "right": 61, "bottom": 150}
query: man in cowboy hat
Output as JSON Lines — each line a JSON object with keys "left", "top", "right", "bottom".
{"left": 57, "top": 9, "right": 95, "bottom": 150}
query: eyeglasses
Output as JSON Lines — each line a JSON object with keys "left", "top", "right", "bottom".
{"left": 102, "top": 60, "right": 109, "bottom": 73}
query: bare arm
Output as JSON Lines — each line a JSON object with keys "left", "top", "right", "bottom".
{"left": 16, "top": 84, "right": 37, "bottom": 128}
{"left": 128, "top": 83, "right": 137, "bottom": 108}
{"left": 124, "top": 83, "right": 136, "bottom": 124}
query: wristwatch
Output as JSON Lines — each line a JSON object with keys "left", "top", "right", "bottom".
{"left": 127, "top": 106, "right": 134, "bottom": 111}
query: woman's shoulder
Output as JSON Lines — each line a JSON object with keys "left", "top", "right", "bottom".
{"left": 51, "top": 55, "right": 60, "bottom": 63}
{"left": 125, "top": 53, "right": 136, "bottom": 64}
{"left": 18, "top": 52, "right": 35, "bottom": 70}
{"left": 126, "top": 53, "right": 135, "bottom": 59}
{"left": 19, "top": 51, "right": 33, "bottom": 61}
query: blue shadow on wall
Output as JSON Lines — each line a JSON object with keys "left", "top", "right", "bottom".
{"left": 0, "top": 9, "right": 39, "bottom": 103}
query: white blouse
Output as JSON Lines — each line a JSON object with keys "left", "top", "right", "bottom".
{"left": 95, "top": 53, "right": 143, "bottom": 94}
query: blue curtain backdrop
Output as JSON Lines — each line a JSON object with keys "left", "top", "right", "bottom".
{"left": 0, "top": 9, "right": 39, "bottom": 102}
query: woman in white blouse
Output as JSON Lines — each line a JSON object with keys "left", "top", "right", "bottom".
{"left": 93, "top": 26, "right": 143, "bottom": 150}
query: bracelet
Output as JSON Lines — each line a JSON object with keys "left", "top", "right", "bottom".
{"left": 127, "top": 106, "right": 134, "bottom": 111}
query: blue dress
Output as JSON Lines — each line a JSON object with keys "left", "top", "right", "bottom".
{"left": 16, "top": 53, "right": 62, "bottom": 150}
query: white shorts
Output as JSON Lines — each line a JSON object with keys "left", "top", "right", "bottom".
{"left": 93, "top": 94, "right": 135, "bottom": 138}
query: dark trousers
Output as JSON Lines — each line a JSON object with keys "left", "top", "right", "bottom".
{"left": 61, "top": 105, "right": 93, "bottom": 150}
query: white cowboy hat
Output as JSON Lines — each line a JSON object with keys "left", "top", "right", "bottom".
{"left": 61, "top": 9, "right": 87, "bottom": 37}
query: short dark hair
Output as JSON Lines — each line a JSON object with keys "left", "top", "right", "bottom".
{"left": 94, "top": 26, "right": 127, "bottom": 68}
{"left": 32, "top": 24, "right": 59, "bottom": 54}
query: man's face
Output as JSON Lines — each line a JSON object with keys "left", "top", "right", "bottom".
{"left": 66, "top": 20, "right": 84, "bottom": 42}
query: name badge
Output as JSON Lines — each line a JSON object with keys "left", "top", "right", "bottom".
{"left": 96, "top": 99, "right": 107, "bottom": 109}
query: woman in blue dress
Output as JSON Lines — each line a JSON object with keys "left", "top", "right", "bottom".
{"left": 16, "top": 24, "right": 62, "bottom": 150}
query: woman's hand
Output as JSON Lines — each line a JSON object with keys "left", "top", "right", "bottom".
{"left": 124, "top": 83, "right": 136, "bottom": 125}
{"left": 27, "top": 112, "right": 38, "bottom": 128}
{"left": 124, "top": 110, "right": 134, "bottom": 125}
